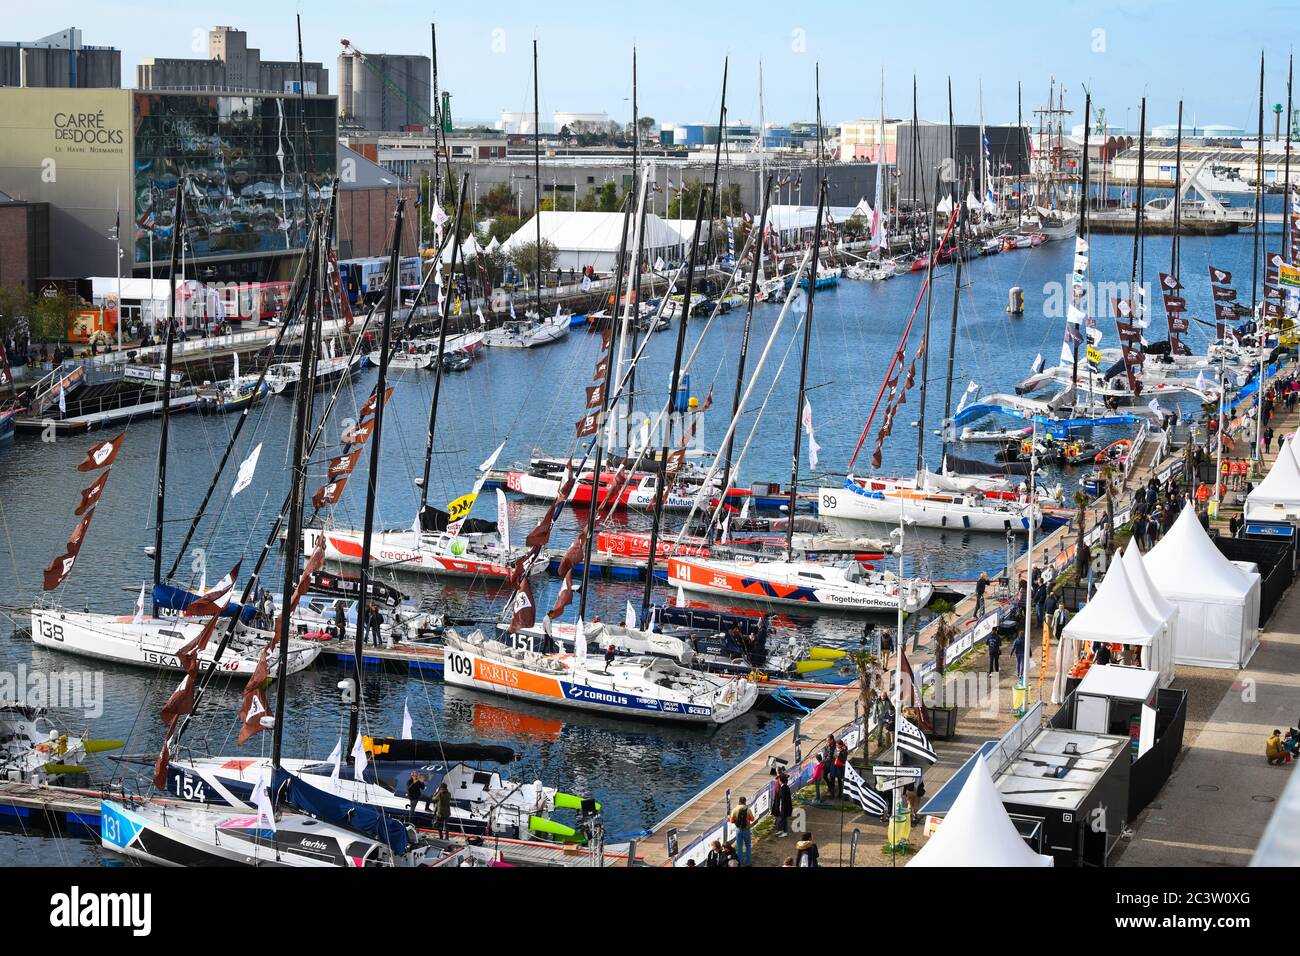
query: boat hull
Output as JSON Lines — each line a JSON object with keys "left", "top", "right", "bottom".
{"left": 305, "top": 528, "right": 519, "bottom": 581}
{"left": 817, "top": 485, "right": 1037, "bottom": 533}
{"left": 666, "top": 557, "right": 931, "bottom": 614}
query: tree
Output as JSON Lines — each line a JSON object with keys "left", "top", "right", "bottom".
{"left": 845, "top": 649, "right": 880, "bottom": 761}
{"left": 0, "top": 286, "right": 35, "bottom": 344}
{"left": 478, "top": 183, "right": 517, "bottom": 219}
{"left": 29, "top": 291, "right": 76, "bottom": 343}
{"left": 483, "top": 214, "right": 522, "bottom": 245}
{"left": 508, "top": 239, "right": 559, "bottom": 282}
{"left": 576, "top": 181, "right": 624, "bottom": 213}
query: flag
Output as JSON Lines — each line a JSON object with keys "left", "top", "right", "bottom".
{"left": 1148, "top": 398, "right": 1162, "bottom": 418}
{"left": 581, "top": 273, "right": 592, "bottom": 292}
{"left": 739, "top": 495, "right": 751, "bottom": 521}
{"left": 802, "top": 398, "right": 821, "bottom": 470}
{"left": 253, "top": 769, "right": 277, "bottom": 832}
{"left": 447, "top": 440, "right": 506, "bottom": 535}
{"left": 509, "top": 300, "right": 517, "bottom": 320}
{"left": 843, "top": 760, "right": 888, "bottom": 816}
{"left": 77, "top": 432, "right": 125, "bottom": 471}
{"left": 654, "top": 257, "right": 666, "bottom": 272}
{"left": 676, "top": 583, "right": 687, "bottom": 607}
{"left": 401, "top": 700, "right": 413, "bottom": 740}
{"left": 231, "top": 351, "right": 239, "bottom": 381}
{"left": 231, "top": 442, "right": 262, "bottom": 497}
{"left": 328, "top": 736, "right": 343, "bottom": 783}
{"left": 133, "top": 582, "right": 147, "bottom": 626}
{"left": 1031, "top": 353, "right": 1044, "bottom": 375}
{"left": 57, "top": 385, "right": 66, "bottom": 416}
{"left": 1195, "top": 370, "right": 1206, "bottom": 394}
{"left": 574, "top": 617, "right": 588, "bottom": 666}
{"left": 182, "top": 559, "right": 241, "bottom": 617}
{"left": 496, "top": 488, "right": 510, "bottom": 548}
{"left": 351, "top": 733, "right": 369, "bottom": 782}
{"left": 624, "top": 601, "right": 637, "bottom": 629}
{"left": 431, "top": 199, "right": 449, "bottom": 228}
{"left": 895, "top": 713, "right": 937, "bottom": 765}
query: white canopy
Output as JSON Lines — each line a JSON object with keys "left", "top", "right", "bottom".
{"left": 850, "top": 197, "right": 874, "bottom": 220}
{"left": 936, "top": 195, "right": 954, "bottom": 215}
{"left": 910, "top": 755, "right": 1054, "bottom": 867}
{"left": 765, "top": 204, "right": 861, "bottom": 235}
{"left": 501, "top": 211, "right": 692, "bottom": 272}
{"left": 1121, "top": 539, "right": 1177, "bottom": 624}
{"left": 1144, "top": 502, "right": 1261, "bottom": 669}
{"left": 1245, "top": 436, "right": 1300, "bottom": 521}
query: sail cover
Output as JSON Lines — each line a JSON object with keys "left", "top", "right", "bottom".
{"left": 418, "top": 505, "right": 497, "bottom": 535}
{"left": 273, "top": 767, "right": 409, "bottom": 855}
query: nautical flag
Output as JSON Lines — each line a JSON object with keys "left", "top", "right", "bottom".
{"left": 182, "top": 560, "right": 241, "bottom": 617}
{"left": 351, "top": 733, "right": 369, "bottom": 783}
{"left": 574, "top": 617, "right": 588, "bottom": 666}
{"left": 739, "top": 495, "right": 751, "bottom": 521}
{"left": 77, "top": 432, "right": 125, "bottom": 472}
{"left": 57, "top": 385, "right": 67, "bottom": 416}
{"left": 957, "top": 380, "right": 980, "bottom": 414}
{"left": 401, "top": 699, "right": 413, "bottom": 740}
{"left": 802, "top": 398, "right": 821, "bottom": 470}
{"left": 133, "top": 582, "right": 147, "bottom": 626}
{"left": 231, "top": 442, "right": 262, "bottom": 498}
{"left": 328, "top": 736, "right": 343, "bottom": 784}
{"left": 895, "top": 713, "right": 937, "bottom": 765}
{"left": 496, "top": 488, "right": 510, "bottom": 548}
{"left": 655, "top": 256, "right": 666, "bottom": 272}
{"left": 624, "top": 601, "right": 637, "bottom": 629}
{"left": 1031, "top": 353, "right": 1044, "bottom": 375}
{"left": 446, "top": 441, "right": 507, "bottom": 535}
{"left": 581, "top": 273, "right": 592, "bottom": 292}
{"left": 253, "top": 769, "right": 277, "bottom": 832}
{"left": 1148, "top": 398, "right": 1162, "bottom": 419}
{"left": 843, "top": 760, "right": 889, "bottom": 817}
{"left": 231, "top": 351, "right": 239, "bottom": 382}
{"left": 476, "top": 306, "right": 486, "bottom": 325}
{"left": 431, "top": 199, "right": 449, "bottom": 227}
{"left": 676, "top": 583, "right": 687, "bottom": 607}
{"left": 1195, "top": 370, "right": 1206, "bottom": 394}
{"left": 509, "top": 299, "right": 517, "bottom": 320}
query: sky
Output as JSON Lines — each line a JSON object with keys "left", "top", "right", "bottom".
{"left": 8, "top": 0, "right": 1298, "bottom": 133}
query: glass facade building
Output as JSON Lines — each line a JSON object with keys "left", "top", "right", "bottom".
{"left": 132, "top": 91, "right": 337, "bottom": 266}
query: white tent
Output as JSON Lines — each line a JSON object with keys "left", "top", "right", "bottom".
{"left": 1244, "top": 436, "right": 1300, "bottom": 521}
{"left": 936, "top": 194, "right": 954, "bottom": 215}
{"left": 910, "top": 755, "right": 1054, "bottom": 867}
{"left": 1122, "top": 539, "right": 1179, "bottom": 668}
{"left": 1144, "top": 502, "right": 1261, "bottom": 669}
{"left": 850, "top": 197, "right": 873, "bottom": 220}
{"left": 1058, "top": 556, "right": 1175, "bottom": 696}
{"left": 501, "top": 211, "right": 691, "bottom": 272}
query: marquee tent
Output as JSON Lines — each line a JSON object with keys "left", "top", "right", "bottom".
{"left": 910, "top": 755, "right": 1054, "bottom": 867}
{"left": 1244, "top": 436, "right": 1300, "bottom": 522}
{"left": 1143, "top": 502, "right": 1261, "bottom": 669}
{"left": 1055, "top": 557, "right": 1174, "bottom": 703}
{"left": 501, "top": 211, "right": 694, "bottom": 272}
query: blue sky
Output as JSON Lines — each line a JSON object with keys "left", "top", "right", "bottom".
{"left": 8, "top": 1, "right": 1297, "bottom": 131}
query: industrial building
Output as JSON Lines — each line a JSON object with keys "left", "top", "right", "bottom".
{"left": 137, "top": 26, "right": 328, "bottom": 94}
{"left": 896, "top": 122, "right": 1031, "bottom": 203}
{"left": 0, "top": 189, "right": 50, "bottom": 292}
{"left": 339, "top": 131, "right": 507, "bottom": 181}
{"left": 0, "top": 27, "right": 120, "bottom": 89}
{"left": 337, "top": 49, "right": 431, "bottom": 132}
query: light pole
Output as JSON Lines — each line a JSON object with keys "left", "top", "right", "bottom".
{"left": 1020, "top": 415, "right": 1037, "bottom": 713}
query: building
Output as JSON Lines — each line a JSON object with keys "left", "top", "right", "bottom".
{"left": 338, "top": 49, "right": 431, "bottom": 132}
{"left": 336, "top": 145, "right": 419, "bottom": 260}
{"left": 0, "top": 189, "right": 50, "bottom": 292}
{"left": 0, "top": 27, "right": 120, "bottom": 89}
{"left": 896, "top": 123, "right": 1031, "bottom": 203}
{"left": 497, "top": 111, "right": 612, "bottom": 136}
{"left": 838, "top": 118, "right": 928, "bottom": 164}
{"left": 137, "top": 26, "right": 328, "bottom": 94}
{"left": 338, "top": 131, "right": 507, "bottom": 181}
{"left": 0, "top": 86, "right": 337, "bottom": 283}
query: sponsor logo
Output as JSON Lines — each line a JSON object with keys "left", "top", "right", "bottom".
{"left": 476, "top": 660, "right": 521, "bottom": 688}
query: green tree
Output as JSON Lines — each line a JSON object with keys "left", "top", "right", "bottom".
{"left": 0, "top": 286, "right": 35, "bottom": 343}
{"left": 507, "top": 239, "right": 559, "bottom": 283}
{"left": 478, "top": 183, "right": 517, "bottom": 219}
{"left": 29, "top": 291, "right": 76, "bottom": 343}
{"left": 576, "top": 181, "right": 624, "bottom": 213}
{"left": 484, "top": 214, "right": 522, "bottom": 245}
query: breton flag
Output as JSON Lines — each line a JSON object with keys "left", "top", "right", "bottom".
{"left": 842, "top": 760, "right": 889, "bottom": 816}
{"left": 895, "top": 713, "right": 937, "bottom": 765}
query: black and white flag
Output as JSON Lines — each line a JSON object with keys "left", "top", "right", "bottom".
{"left": 843, "top": 761, "right": 888, "bottom": 816}
{"left": 896, "top": 713, "right": 937, "bottom": 765}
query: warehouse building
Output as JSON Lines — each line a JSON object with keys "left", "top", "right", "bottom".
{"left": 896, "top": 123, "right": 1031, "bottom": 204}
{"left": 0, "top": 27, "right": 120, "bottom": 89}
{"left": 338, "top": 49, "right": 431, "bottom": 132}
{"left": 137, "top": 26, "right": 328, "bottom": 94}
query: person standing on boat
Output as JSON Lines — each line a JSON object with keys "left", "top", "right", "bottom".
{"left": 603, "top": 644, "right": 616, "bottom": 674}
{"left": 405, "top": 772, "right": 426, "bottom": 813}
{"left": 432, "top": 782, "right": 452, "bottom": 839}
{"left": 730, "top": 797, "right": 754, "bottom": 866}
{"left": 368, "top": 605, "right": 384, "bottom": 647}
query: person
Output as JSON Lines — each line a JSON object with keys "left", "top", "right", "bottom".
{"left": 782, "top": 857, "right": 795, "bottom": 868}
{"left": 433, "top": 782, "right": 452, "bottom": 838}
{"left": 1094, "top": 643, "right": 1113, "bottom": 666}
{"left": 368, "top": 605, "right": 384, "bottom": 647}
{"left": 1043, "top": 589, "right": 1059, "bottom": 628}
{"left": 974, "top": 572, "right": 989, "bottom": 616}
{"left": 1012, "top": 632, "right": 1025, "bottom": 677}
{"left": 875, "top": 695, "right": 894, "bottom": 755}
{"left": 833, "top": 740, "right": 848, "bottom": 798}
{"left": 879, "top": 627, "right": 894, "bottom": 670}
{"left": 794, "top": 832, "right": 820, "bottom": 867}
{"left": 1284, "top": 728, "right": 1300, "bottom": 760}
{"left": 603, "top": 644, "right": 616, "bottom": 674}
{"left": 986, "top": 630, "right": 1002, "bottom": 674}
{"left": 1266, "top": 729, "right": 1291, "bottom": 765}
{"left": 705, "top": 840, "right": 726, "bottom": 867}
{"left": 331, "top": 602, "right": 347, "bottom": 641}
{"left": 405, "top": 772, "right": 426, "bottom": 813}
{"left": 772, "top": 771, "right": 793, "bottom": 837}
{"left": 730, "top": 797, "right": 754, "bottom": 865}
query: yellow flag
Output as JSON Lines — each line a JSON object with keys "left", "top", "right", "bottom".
{"left": 447, "top": 492, "right": 476, "bottom": 522}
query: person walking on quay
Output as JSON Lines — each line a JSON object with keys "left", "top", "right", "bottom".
{"left": 974, "top": 572, "right": 989, "bottom": 617}
{"left": 433, "top": 781, "right": 452, "bottom": 838}
{"left": 879, "top": 627, "right": 895, "bottom": 671}
{"left": 795, "top": 832, "right": 820, "bottom": 867}
{"left": 1012, "top": 632, "right": 1025, "bottom": 677}
{"left": 986, "top": 629, "right": 1002, "bottom": 674}
{"left": 730, "top": 797, "right": 755, "bottom": 866}
{"left": 772, "top": 771, "right": 793, "bottom": 838}
{"left": 820, "top": 735, "right": 838, "bottom": 799}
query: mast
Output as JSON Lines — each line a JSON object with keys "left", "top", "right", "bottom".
{"left": 578, "top": 179, "right": 638, "bottom": 621}
{"left": 347, "top": 198, "right": 405, "bottom": 746}
{"left": 418, "top": 173, "right": 470, "bottom": 515}
{"left": 1285, "top": 54, "right": 1294, "bottom": 267}
{"left": 624, "top": 52, "right": 643, "bottom": 431}
{"left": 915, "top": 169, "right": 941, "bottom": 475}
{"left": 1130, "top": 98, "right": 1147, "bottom": 302}
{"left": 721, "top": 175, "right": 774, "bottom": 503}
{"left": 430, "top": 23, "right": 444, "bottom": 207}
{"left": 939, "top": 80, "right": 963, "bottom": 463}
{"left": 1017, "top": 82, "right": 1023, "bottom": 229}
{"left": 1171, "top": 99, "right": 1183, "bottom": 279}
{"left": 1074, "top": 92, "right": 1092, "bottom": 400}
{"left": 784, "top": 74, "right": 827, "bottom": 562}
{"left": 271, "top": 216, "right": 322, "bottom": 770}
{"left": 1253, "top": 51, "right": 1266, "bottom": 459}
{"left": 707, "top": 58, "right": 729, "bottom": 261}
{"left": 641, "top": 186, "right": 710, "bottom": 618}
{"left": 151, "top": 180, "right": 185, "bottom": 616}
{"left": 533, "top": 39, "right": 543, "bottom": 319}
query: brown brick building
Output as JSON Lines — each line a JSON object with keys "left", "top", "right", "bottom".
{"left": 0, "top": 192, "right": 50, "bottom": 293}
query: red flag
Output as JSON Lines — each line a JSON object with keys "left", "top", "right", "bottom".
{"left": 341, "top": 419, "right": 375, "bottom": 446}
{"left": 1159, "top": 272, "right": 1183, "bottom": 291}
{"left": 548, "top": 571, "right": 575, "bottom": 619}
{"left": 312, "top": 477, "right": 348, "bottom": 511}
{"left": 66, "top": 509, "right": 95, "bottom": 556}
{"left": 359, "top": 387, "right": 393, "bottom": 419}
{"left": 77, "top": 432, "right": 125, "bottom": 472}
{"left": 327, "top": 450, "right": 362, "bottom": 480}
{"left": 575, "top": 411, "right": 600, "bottom": 438}
{"left": 152, "top": 739, "right": 172, "bottom": 790}
{"left": 585, "top": 383, "right": 605, "bottom": 409}
{"left": 181, "top": 559, "right": 243, "bottom": 617}
{"left": 556, "top": 530, "right": 587, "bottom": 580}
{"left": 43, "top": 550, "right": 78, "bottom": 591}
{"left": 507, "top": 577, "right": 536, "bottom": 632}
{"left": 76, "top": 470, "right": 112, "bottom": 516}
{"left": 592, "top": 357, "right": 609, "bottom": 382}
{"left": 237, "top": 661, "right": 272, "bottom": 745}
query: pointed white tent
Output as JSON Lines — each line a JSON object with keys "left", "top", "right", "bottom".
{"left": 1122, "top": 539, "right": 1178, "bottom": 682}
{"left": 1144, "top": 502, "right": 1261, "bottom": 669}
{"left": 1245, "top": 436, "right": 1300, "bottom": 521}
{"left": 850, "top": 197, "right": 874, "bottom": 221}
{"left": 910, "top": 755, "right": 1054, "bottom": 867}
{"left": 486, "top": 235, "right": 501, "bottom": 253}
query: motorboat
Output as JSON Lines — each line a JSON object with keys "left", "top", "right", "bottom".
{"left": 196, "top": 376, "right": 269, "bottom": 414}
{"left": 265, "top": 353, "right": 360, "bottom": 394}
{"left": 442, "top": 629, "right": 758, "bottom": 725}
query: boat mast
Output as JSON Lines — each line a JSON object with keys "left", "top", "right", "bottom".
{"left": 624, "top": 50, "right": 642, "bottom": 431}
{"left": 1130, "top": 98, "right": 1147, "bottom": 306}
{"left": 784, "top": 74, "right": 827, "bottom": 562}
{"left": 1171, "top": 99, "right": 1183, "bottom": 280}
{"left": 640, "top": 186, "right": 710, "bottom": 618}
{"left": 1285, "top": 54, "right": 1294, "bottom": 268}
{"left": 1017, "top": 82, "right": 1023, "bottom": 229}
{"left": 1253, "top": 51, "right": 1266, "bottom": 459}
{"left": 271, "top": 216, "right": 323, "bottom": 770}
{"left": 720, "top": 175, "right": 774, "bottom": 506}
{"left": 418, "top": 173, "right": 470, "bottom": 515}
{"left": 151, "top": 180, "right": 185, "bottom": 616}
{"left": 533, "top": 40, "right": 542, "bottom": 319}
{"left": 939, "top": 79, "right": 963, "bottom": 465}
{"left": 347, "top": 199, "right": 406, "bottom": 747}
{"left": 1074, "top": 93, "right": 1092, "bottom": 400}
{"left": 915, "top": 168, "right": 941, "bottom": 475}
{"left": 706, "top": 58, "right": 728, "bottom": 260}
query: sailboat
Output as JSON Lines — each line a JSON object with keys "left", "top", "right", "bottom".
{"left": 0, "top": 704, "right": 122, "bottom": 784}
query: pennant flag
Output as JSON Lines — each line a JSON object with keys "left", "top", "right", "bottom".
{"left": 351, "top": 734, "right": 369, "bottom": 782}
{"left": 66, "top": 509, "right": 95, "bottom": 557}
{"left": 507, "top": 578, "right": 536, "bottom": 632}
{"left": 341, "top": 419, "right": 375, "bottom": 446}
{"left": 447, "top": 441, "right": 506, "bottom": 535}
{"left": 895, "top": 713, "right": 937, "bottom": 765}
{"left": 547, "top": 570, "right": 575, "bottom": 619}
{"left": 328, "top": 736, "right": 343, "bottom": 783}
{"left": 802, "top": 399, "right": 820, "bottom": 470}
{"left": 231, "top": 443, "right": 262, "bottom": 497}
{"left": 1159, "top": 272, "right": 1183, "bottom": 292}
{"left": 358, "top": 387, "right": 393, "bottom": 419}
{"left": 624, "top": 601, "right": 637, "bottom": 629}
{"left": 312, "top": 478, "right": 348, "bottom": 511}
{"left": 133, "top": 582, "right": 147, "bottom": 626}
{"left": 42, "top": 551, "right": 78, "bottom": 591}
{"left": 496, "top": 488, "right": 510, "bottom": 549}
{"left": 401, "top": 700, "right": 413, "bottom": 740}
{"left": 182, "top": 560, "right": 242, "bottom": 617}
{"left": 252, "top": 770, "right": 277, "bottom": 831}
{"left": 57, "top": 385, "right": 66, "bottom": 416}
{"left": 327, "top": 449, "right": 362, "bottom": 481}
{"left": 843, "top": 760, "right": 889, "bottom": 816}
{"left": 77, "top": 432, "right": 125, "bottom": 472}
{"left": 676, "top": 583, "right": 687, "bottom": 607}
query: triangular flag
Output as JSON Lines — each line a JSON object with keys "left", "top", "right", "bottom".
{"left": 401, "top": 700, "right": 413, "bottom": 740}
{"left": 624, "top": 600, "right": 637, "bottom": 629}
{"left": 253, "top": 769, "right": 277, "bottom": 832}
{"left": 351, "top": 733, "right": 369, "bottom": 782}
{"left": 231, "top": 442, "right": 262, "bottom": 498}
{"left": 328, "top": 736, "right": 343, "bottom": 783}
{"left": 132, "top": 582, "right": 147, "bottom": 626}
